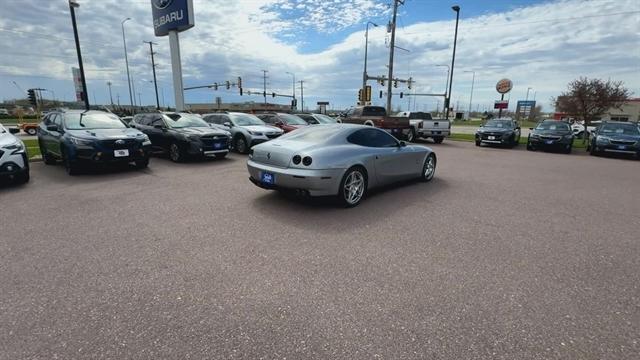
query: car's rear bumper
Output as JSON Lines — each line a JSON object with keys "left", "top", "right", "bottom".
{"left": 418, "top": 129, "right": 450, "bottom": 137}
{"left": 247, "top": 159, "right": 345, "bottom": 197}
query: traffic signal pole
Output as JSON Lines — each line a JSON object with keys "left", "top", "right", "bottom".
{"left": 385, "top": 0, "right": 403, "bottom": 114}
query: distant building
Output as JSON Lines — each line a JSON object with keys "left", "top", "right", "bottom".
{"left": 186, "top": 102, "right": 292, "bottom": 114}
{"left": 554, "top": 98, "right": 640, "bottom": 122}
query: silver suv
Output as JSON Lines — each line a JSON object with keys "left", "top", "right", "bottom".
{"left": 203, "top": 112, "right": 283, "bottom": 154}
{"left": 0, "top": 124, "right": 29, "bottom": 184}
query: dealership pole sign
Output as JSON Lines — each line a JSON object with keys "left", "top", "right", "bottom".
{"left": 150, "top": 0, "right": 194, "bottom": 111}
{"left": 72, "top": 67, "right": 84, "bottom": 102}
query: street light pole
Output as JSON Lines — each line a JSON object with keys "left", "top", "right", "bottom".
{"left": 286, "top": 71, "right": 295, "bottom": 109}
{"left": 464, "top": 70, "right": 475, "bottom": 120}
{"left": 69, "top": 0, "right": 89, "bottom": 110}
{"left": 436, "top": 64, "right": 450, "bottom": 115}
{"left": 107, "top": 81, "right": 113, "bottom": 106}
{"left": 143, "top": 41, "right": 160, "bottom": 110}
{"left": 299, "top": 80, "right": 304, "bottom": 111}
{"left": 385, "top": 0, "right": 403, "bottom": 114}
{"left": 445, "top": 5, "right": 460, "bottom": 120}
{"left": 121, "top": 18, "right": 134, "bottom": 110}
{"left": 362, "top": 21, "right": 378, "bottom": 104}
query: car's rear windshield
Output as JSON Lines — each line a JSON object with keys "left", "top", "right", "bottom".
{"left": 279, "top": 114, "right": 307, "bottom": 125}
{"left": 280, "top": 126, "right": 339, "bottom": 143}
{"left": 408, "top": 112, "right": 432, "bottom": 120}
{"left": 484, "top": 120, "right": 513, "bottom": 128}
{"left": 361, "top": 107, "right": 386, "bottom": 116}
{"left": 230, "top": 113, "right": 265, "bottom": 126}
{"left": 536, "top": 122, "right": 570, "bottom": 131}
{"left": 600, "top": 123, "right": 640, "bottom": 135}
{"left": 65, "top": 113, "right": 126, "bottom": 130}
{"left": 164, "top": 114, "right": 209, "bottom": 128}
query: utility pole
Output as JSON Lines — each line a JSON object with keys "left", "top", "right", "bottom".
{"left": 386, "top": 0, "right": 404, "bottom": 114}
{"left": 137, "top": 92, "right": 142, "bottom": 108}
{"left": 107, "top": 81, "right": 114, "bottom": 106}
{"left": 143, "top": 41, "right": 160, "bottom": 110}
{"left": 446, "top": 5, "right": 461, "bottom": 120}
{"left": 299, "top": 80, "right": 304, "bottom": 111}
{"left": 362, "top": 21, "right": 377, "bottom": 104}
{"left": 69, "top": 0, "right": 89, "bottom": 110}
{"left": 117, "top": 94, "right": 120, "bottom": 106}
{"left": 262, "top": 70, "right": 268, "bottom": 104}
{"left": 464, "top": 70, "right": 475, "bottom": 120}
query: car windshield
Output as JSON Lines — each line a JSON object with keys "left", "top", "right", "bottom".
{"left": 279, "top": 114, "right": 307, "bottom": 125}
{"left": 314, "top": 114, "right": 337, "bottom": 124}
{"left": 230, "top": 113, "right": 265, "bottom": 126}
{"left": 484, "top": 120, "right": 513, "bottom": 128}
{"left": 281, "top": 126, "right": 339, "bottom": 142}
{"left": 65, "top": 113, "right": 126, "bottom": 130}
{"left": 164, "top": 114, "right": 209, "bottom": 128}
{"left": 600, "top": 123, "right": 640, "bottom": 135}
{"left": 536, "top": 122, "right": 570, "bottom": 131}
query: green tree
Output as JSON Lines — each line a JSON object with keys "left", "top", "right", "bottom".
{"left": 554, "top": 77, "right": 630, "bottom": 143}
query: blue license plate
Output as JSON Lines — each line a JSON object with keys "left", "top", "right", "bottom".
{"left": 214, "top": 142, "right": 222, "bottom": 149}
{"left": 261, "top": 172, "right": 274, "bottom": 185}
{"left": 545, "top": 140, "right": 554, "bottom": 145}
{"left": 618, "top": 145, "right": 626, "bottom": 150}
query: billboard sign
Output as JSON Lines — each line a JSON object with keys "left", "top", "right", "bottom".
{"left": 494, "top": 100, "right": 509, "bottom": 109}
{"left": 496, "top": 78, "right": 513, "bottom": 94}
{"left": 72, "top": 67, "right": 84, "bottom": 102}
{"left": 151, "top": 0, "right": 194, "bottom": 36}
{"left": 516, "top": 100, "right": 536, "bottom": 118}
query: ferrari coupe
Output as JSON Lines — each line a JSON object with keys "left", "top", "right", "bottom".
{"left": 247, "top": 124, "right": 437, "bottom": 207}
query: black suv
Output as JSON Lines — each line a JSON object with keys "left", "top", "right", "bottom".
{"left": 475, "top": 118, "right": 521, "bottom": 148}
{"left": 588, "top": 121, "right": 640, "bottom": 158}
{"left": 131, "top": 112, "right": 231, "bottom": 162}
{"left": 527, "top": 120, "right": 574, "bottom": 153}
{"left": 37, "top": 110, "right": 151, "bottom": 175}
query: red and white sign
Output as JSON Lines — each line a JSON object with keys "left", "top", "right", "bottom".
{"left": 496, "top": 78, "right": 513, "bottom": 94}
{"left": 494, "top": 100, "right": 509, "bottom": 109}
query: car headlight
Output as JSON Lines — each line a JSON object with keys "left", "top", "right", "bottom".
{"left": 187, "top": 134, "right": 200, "bottom": 141}
{"left": 248, "top": 131, "right": 263, "bottom": 136}
{"left": 3, "top": 141, "right": 25, "bottom": 154}
{"left": 69, "top": 136, "right": 94, "bottom": 146}
{"left": 138, "top": 134, "right": 151, "bottom": 145}
{"left": 531, "top": 133, "right": 540, "bottom": 138}
{"left": 596, "top": 136, "right": 610, "bottom": 144}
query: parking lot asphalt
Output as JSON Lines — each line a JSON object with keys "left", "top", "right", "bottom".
{"left": 1, "top": 141, "right": 638, "bottom": 359}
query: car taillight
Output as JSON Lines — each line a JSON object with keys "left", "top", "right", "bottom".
{"left": 302, "top": 156, "right": 312, "bottom": 166}
{"left": 292, "top": 155, "right": 301, "bottom": 164}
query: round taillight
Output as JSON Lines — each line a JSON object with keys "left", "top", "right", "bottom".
{"left": 302, "top": 156, "right": 312, "bottom": 166}
{"left": 292, "top": 155, "right": 301, "bottom": 164}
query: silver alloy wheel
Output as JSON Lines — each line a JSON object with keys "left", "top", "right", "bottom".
{"left": 343, "top": 170, "right": 365, "bottom": 205}
{"left": 236, "top": 137, "right": 247, "bottom": 153}
{"left": 407, "top": 129, "right": 415, "bottom": 142}
{"left": 424, "top": 155, "right": 435, "bottom": 180}
{"left": 169, "top": 143, "right": 180, "bottom": 162}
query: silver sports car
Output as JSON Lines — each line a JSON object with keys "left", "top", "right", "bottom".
{"left": 247, "top": 124, "right": 437, "bottom": 207}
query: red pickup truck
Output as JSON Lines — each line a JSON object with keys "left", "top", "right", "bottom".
{"left": 340, "top": 106, "right": 410, "bottom": 139}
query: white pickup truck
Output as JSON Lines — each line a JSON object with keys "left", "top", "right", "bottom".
{"left": 396, "top": 111, "right": 451, "bottom": 143}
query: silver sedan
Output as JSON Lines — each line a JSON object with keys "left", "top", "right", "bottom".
{"left": 247, "top": 124, "right": 436, "bottom": 207}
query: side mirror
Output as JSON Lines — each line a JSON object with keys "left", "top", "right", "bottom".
{"left": 223, "top": 122, "right": 232, "bottom": 127}
{"left": 399, "top": 141, "right": 406, "bottom": 147}
{"left": 9, "top": 127, "right": 20, "bottom": 134}
{"left": 46, "top": 124, "right": 58, "bottom": 132}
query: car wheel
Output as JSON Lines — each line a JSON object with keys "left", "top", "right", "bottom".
{"left": 338, "top": 166, "right": 367, "bottom": 208}
{"left": 433, "top": 137, "right": 444, "bottom": 144}
{"left": 16, "top": 169, "right": 30, "bottom": 184}
{"left": 234, "top": 136, "right": 248, "bottom": 154}
{"left": 135, "top": 158, "right": 149, "bottom": 169}
{"left": 589, "top": 142, "right": 598, "bottom": 156}
{"left": 214, "top": 152, "right": 227, "bottom": 159}
{"left": 62, "top": 148, "right": 80, "bottom": 175}
{"left": 526, "top": 142, "right": 534, "bottom": 151}
{"left": 565, "top": 143, "right": 572, "bottom": 154}
{"left": 475, "top": 139, "right": 481, "bottom": 146}
{"left": 406, "top": 128, "right": 416, "bottom": 142}
{"left": 26, "top": 128, "right": 37, "bottom": 136}
{"left": 420, "top": 153, "right": 437, "bottom": 182}
{"left": 512, "top": 135, "right": 519, "bottom": 148}
{"left": 39, "top": 140, "right": 56, "bottom": 165}
{"left": 169, "top": 142, "right": 184, "bottom": 162}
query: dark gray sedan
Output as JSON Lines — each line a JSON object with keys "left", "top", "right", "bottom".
{"left": 247, "top": 124, "right": 436, "bottom": 207}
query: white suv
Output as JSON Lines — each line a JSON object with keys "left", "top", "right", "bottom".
{"left": 0, "top": 124, "right": 29, "bottom": 184}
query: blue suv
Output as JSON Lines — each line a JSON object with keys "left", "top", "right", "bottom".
{"left": 37, "top": 110, "right": 152, "bottom": 175}
{"left": 588, "top": 121, "right": 640, "bottom": 159}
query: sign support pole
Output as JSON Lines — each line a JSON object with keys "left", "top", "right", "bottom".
{"left": 169, "top": 30, "right": 185, "bottom": 111}
{"left": 498, "top": 93, "right": 505, "bottom": 118}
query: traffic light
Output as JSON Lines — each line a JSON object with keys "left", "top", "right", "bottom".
{"left": 213, "top": 83, "right": 218, "bottom": 90}
{"left": 237, "top": 76, "right": 242, "bottom": 88}
{"left": 379, "top": 90, "right": 383, "bottom": 99}
{"left": 400, "top": 92, "right": 404, "bottom": 99}
{"left": 394, "top": 80, "right": 398, "bottom": 88}
{"left": 358, "top": 88, "right": 363, "bottom": 101}
{"left": 27, "top": 89, "right": 37, "bottom": 107}
{"left": 225, "top": 81, "right": 230, "bottom": 90}
{"left": 407, "top": 77, "right": 413, "bottom": 90}
{"left": 239, "top": 87, "right": 243, "bottom": 96}
{"left": 291, "top": 98, "right": 297, "bottom": 109}
{"left": 444, "top": 98, "right": 450, "bottom": 109}
{"left": 380, "top": 79, "right": 385, "bottom": 86}
{"left": 272, "top": 92, "right": 276, "bottom": 98}
{"left": 365, "top": 85, "right": 371, "bottom": 102}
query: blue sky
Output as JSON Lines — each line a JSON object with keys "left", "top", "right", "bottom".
{"left": 0, "top": 0, "right": 638, "bottom": 112}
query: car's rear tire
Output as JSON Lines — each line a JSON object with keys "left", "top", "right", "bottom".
{"left": 234, "top": 136, "right": 248, "bottom": 154}
{"left": 338, "top": 166, "right": 367, "bottom": 208}
{"left": 420, "top": 153, "right": 436, "bottom": 182}
{"left": 169, "top": 142, "right": 184, "bottom": 162}
{"left": 433, "top": 137, "right": 444, "bottom": 144}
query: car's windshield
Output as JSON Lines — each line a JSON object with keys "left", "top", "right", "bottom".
{"left": 314, "top": 114, "right": 337, "bottom": 124}
{"left": 230, "top": 113, "right": 265, "bottom": 126}
{"left": 600, "top": 123, "right": 640, "bottom": 135}
{"left": 279, "top": 114, "right": 307, "bottom": 125}
{"left": 484, "top": 120, "right": 513, "bottom": 128}
{"left": 164, "top": 114, "right": 209, "bottom": 128}
{"left": 65, "top": 113, "right": 126, "bottom": 130}
{"left": 536, "top": 122, "right": 570, "bottom": 131}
